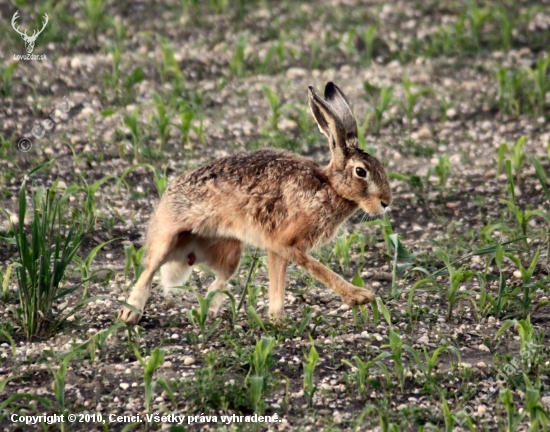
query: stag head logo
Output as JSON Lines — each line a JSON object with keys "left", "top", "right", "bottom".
{"left": 11, "top": 11, "right": 49, "bottom": 54}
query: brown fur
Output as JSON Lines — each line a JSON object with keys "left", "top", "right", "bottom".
{"left": 119, "top": 82, "right": 392, "bottom": 324}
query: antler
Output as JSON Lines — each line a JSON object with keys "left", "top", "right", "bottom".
{"left": 11, "top": 11, "right": 28, "bottom": 38}
{"left": 11, "top": 11, "right": 48, "bottom": 40}
{"left": 32, "top": 13, "right": 49, "bottom": 39}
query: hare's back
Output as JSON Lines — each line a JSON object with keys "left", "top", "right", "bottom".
{"left": 174, "top": 149, "right": 326, "bottom": 194}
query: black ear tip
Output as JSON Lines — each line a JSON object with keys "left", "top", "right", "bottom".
{"left": 324, "top": 81, "right": 337, "bottom": 98}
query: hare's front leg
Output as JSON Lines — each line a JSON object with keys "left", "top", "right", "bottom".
{"left": 267, "top": 250, "right": 288, "bottom": 323}
{"left": 274, "top": 246, "right": 375, "bottom": 306}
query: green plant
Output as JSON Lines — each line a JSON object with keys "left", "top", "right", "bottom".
{"left": 11, "top": 164, "right": 96, "bottom": 339}
{"left": 342, "top": 351, "right": 391, "bottom": 397}
{"left": 262, "top": 85, "right": 283, "bottom": 132}
{"left": 363, "top": 81, "right": 394, "bottom": 134}
{"left": 499, "top": 388, "right": 524, "bottom": 432}
{"left": 248, "top": 337, "right": 275, "bottom": 414}
{"left": 52, "top": 351, "right": 78, "bottom": 431}
{"left": 132, "top": 345, "right": 165, "bottom": 413}
{"left": 124, "top": 243, "right": 145, "bottom": 283}
{"left": 495, "top": 67, "right": 526, "bottom": 116}
{"left": 79, "top": 0, "right": 108, "bottom": 37}
{"left": 0, "top": 63, "right": 18, "bottom": 97}
{"left": 152, "top": 93, "right": 171, "bottom": 151}
{"left": 123, "top": 106, "right": 141, "bottom": 161}
{"left": 186, "top": 289, "right": 223, "bottom": 342}
{"left": 303, "top": 336, "right": 319, "bottom": 407}
{"left": 400, "top": 77, "right": 432, "bottom": 131}
{"left": 527, "top": 53, "right": 550, "bottom": 115}
{"left": 159, "top": 37, "right": 184, "bottom": 89}
{"left": 438, "top": 249, "right": 476, "bottom": 320}
{"left": 230, "top": 33, "right": 248, "bottom": 77}
{"left": 0, "top": 265, "right": 12, "bottom": 303}
{"left": 434, "top": 155, "right": 451, "bottom": 188}
{"left": 73, "top": 238, "right": 119, "bottom": 298}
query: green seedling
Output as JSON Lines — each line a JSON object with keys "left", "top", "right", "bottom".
{"left": 527, "top": 53, "right": 550, "bottom": 115}
{"left": 438, "top": 248, "right": 476, "bottom": 320}
{"left": 342, "top": 352, "right": 391, "bottom": 397}
{"left": 230, "top": 33, "right": 248, "bottom": 77}
{"left": 79, "top": 0, "right": 108, "bottom": 37}
{"left": 0, "top": 63, "right": 18, "bottom": 97}
{"left": 74, "top": 238, "right": 119, "bottom": 298}
{"left": 492, "top": 7, "right": 513, "bottom": 51}
{"left": 185, "top": 288, "right": 222, "bottom": 342}
{"left": 52, "top": 351, "right": 78, "bottom": 431}
{"left": 363, "top": 81, "right": 394, "bottom": 134}
{"left": 303, "top": 336, "right": 319, "bottom": 407}
{"left": 434, "top": 154, "right": 451, "bottom": 188}
{"left": 495, "top": 316, "right": 544, "bottom": 372}
{"left": 363, "top": 213, "right": 394, "bottom": 257}
{"left": 1, "top": 265, "right": 12, "bottom": 303}
{"left": 159, "top": 37, "right": 184, "bottom": 89}
{"left": 466, "top": 5, "right": 491, "bottom": 49}
{"left": 499, "top": 388, "right": 525, "bottom": 432}
{"left": 261, "top": 39, "right": 286, "bottom": 73}
{"left": 119, "top": 163, "right": 168, "bottom": 198}
{"left": 124, "top": 243, "right": 145, "bottom": 283}
{"left": 262, "top": 85, "right": 284, "bottom": 132}
{"left": 360, "top": 25, "right": 377, "bottom": 64}
{"left": 248, "top": 337, "right": 275, "bottom": 414}
{"left": 495, "top": 67, "right": 526, "bottom": 116}
{"left": 123, "top": 106, "right": 141, "bottom": 161}
{"left": 522, "top": 374, "right": 549, "bottom": 430}
{"left": 400, "top": 77, "right": 432, "bottom": 131}
{"left": 152, "top": 93, "right": 171, "bottom": 151}
{"left": 132, "top": 345, "right": 165, "bottom": 413}
{"left": 333, "top": 232, "right": 365, "bottom": 274}
{"left": 405, "top": 344, "right": 461, "bottom": 388}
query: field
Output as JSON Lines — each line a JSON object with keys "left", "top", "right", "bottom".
{"left": 1, "top": 0, "right": 550, "bottom": 431}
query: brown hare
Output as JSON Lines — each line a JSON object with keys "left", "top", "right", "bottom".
{"left": 118, "top": 82, "right": 392, "bottom": 325}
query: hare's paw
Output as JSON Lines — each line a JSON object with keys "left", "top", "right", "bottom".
{"left": 118, "top": 307, "right": 142, "bottom": 324}
{"left": 118, "top": 299, "right": 145, "bottom": 324}
{"left": 341, "top": 286, "right": 375, "bottom": 306}
{"left": 268, "top": 307, "right": 285, "bottom": 325}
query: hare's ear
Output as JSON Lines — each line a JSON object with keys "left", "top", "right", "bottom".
{"left": 308, "top": 85, "right": 348, "bottom": 169}
{"left": 324, "top": 82, "right": 358, "bottom": 146}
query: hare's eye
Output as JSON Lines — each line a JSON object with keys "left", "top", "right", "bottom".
{"left": 355, "top": 167, "right": 367, "bottom": 178}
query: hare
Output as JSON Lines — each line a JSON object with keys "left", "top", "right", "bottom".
{"left": 118, "top": 82, "right": 392, "bottom": 325}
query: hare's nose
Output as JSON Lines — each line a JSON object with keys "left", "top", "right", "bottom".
{"left": 381, "top": 201, "right": 389, "bottom": 209}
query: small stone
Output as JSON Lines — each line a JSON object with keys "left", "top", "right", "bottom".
{"left": 339, "top": 304, "right": 350, "bottom": 311}
{"left": 417, "top": 335, "right": 429, "bottom": 344}
{"left": 183, "top": 356, "right": 195, "bottom": 366}
{"left": 360, "top": 331, "right": 369, "bottom": 339}
{"left": 162, "top": 361, "right": 172, "bottom": 369}
{"left": 478, "top": 405, "right": 486, "bottom": 414}
{"left": 478, "top": 344, "right": 490, "bottom": 352}
{"left": 171, "top": 334, "right": 179, "bottom": 340}
{"left": 476, "top": 362, "right": 487, "bottom": 368}
{"left": 417, "top": 126, "right": 432, "bottom": 140}
{"left": 541, "top": 396, "right": 550, "bottom": 407}
{"left": 333, "top": 411, "right": 343, "bottom": 424}
{"left": 513, "top": 270, "right": 522, "bottom": 279}
{"left": 119, "top": 383, "right": 129, "bottom": 390}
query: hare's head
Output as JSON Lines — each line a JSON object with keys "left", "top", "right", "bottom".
{"left": 308, "top": 82, "right": 392, "bottom": 215}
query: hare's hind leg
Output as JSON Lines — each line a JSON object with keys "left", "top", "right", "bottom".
{"left": 202, "top": 238, "right": 243, "bottom": 316}
{"left": 160, "top": 233, "right": 195, "bottom": 297}
{"left": 118, "top": 231, "right": 186, "bottom": 325}
{"left": 267, "top": 250, "right": 288, "bottom": 323}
